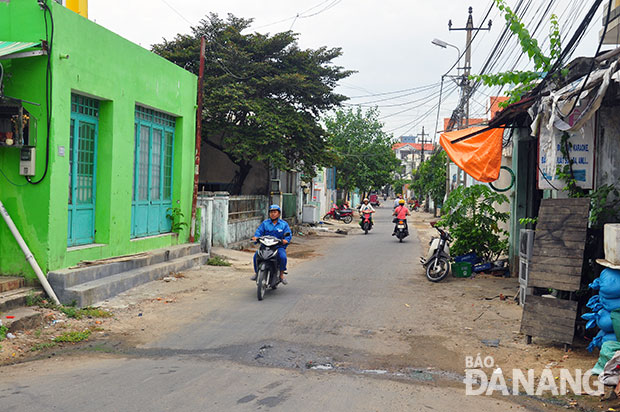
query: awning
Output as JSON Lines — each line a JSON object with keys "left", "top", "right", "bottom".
{"left": 439, "top": 126, "right": 505, "bottom": 183}
{"left": 0, "top": 41, "right": 43, "bottom": 59}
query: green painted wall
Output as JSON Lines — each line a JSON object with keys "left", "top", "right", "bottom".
{"left": 0, "top": 1, "right": 197, "bottom": 280}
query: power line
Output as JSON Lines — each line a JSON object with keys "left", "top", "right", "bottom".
{"left": 159, "top": 0, "right": 193, "bottom": 25}
{"left": 378, "top": 84, "right": 459, "bottom": 119}
{"left": 346, "top": 82, "right": 441, "bottom": 99}
{"left": 299, "top": 0, "right": 342, "bottom": 19}
{"left": 252, "top": 0, "right": 341, "bottom": 30}
{"left": 344, "top": 83, "right": 442, "bottom": 106}
{"left": 387, "top": 85, "right": 460, "bottom": 134}
{"left": 345, "top": 84, "right": 445, "bottom": 109}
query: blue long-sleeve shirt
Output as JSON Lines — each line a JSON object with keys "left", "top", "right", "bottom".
{"left": 254, "top": 218, "right": 292, "bottom": 245}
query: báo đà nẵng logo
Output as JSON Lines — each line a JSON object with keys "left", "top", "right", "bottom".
{"left": 464, "top": 354, "right": 603, "bottom": 396}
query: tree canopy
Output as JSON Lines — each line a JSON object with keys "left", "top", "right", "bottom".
{"left": 324, "top": 107, "right": 400, "bottom": 196}
{"left": 410, "top": 150, "right": 447, "bottom": 209}
{"left": 152, "top": 14, "right": 353, "bottom": 193}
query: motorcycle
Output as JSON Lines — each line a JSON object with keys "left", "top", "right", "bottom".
{"left": 421, "top": 226, "right": 452, "bottom": 282}
{"left": 360, "top": 211, "right": 373, "bottom": 234}
{"left": 254, "top": 235, "right": 287, "bottom": 300}
{"left": 394, "top": 219, "right": 408, "bottom": 242}
{"left": 323, "top": 205, "right": 353, "bottom": 224}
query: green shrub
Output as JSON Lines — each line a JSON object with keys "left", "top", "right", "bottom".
{"left": 55, "top": 306, "right": 112, "bottom": 320}
{"left": 53, "top": 330, "right": 91, "bottom": 343}
{"left": 207, "top": 256, "right": 231, "bottom": 267}
{"left": 31, "top": 342, "right": 56, "bottom": 351}
{"left": 437, "top": 184, "right": 509, "bottom": 261}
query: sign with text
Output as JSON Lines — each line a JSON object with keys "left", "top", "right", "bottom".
{"left": 538, "top": 116, "right": 595, "bottom": 190}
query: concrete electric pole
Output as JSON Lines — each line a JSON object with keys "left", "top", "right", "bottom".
{"left": 445, "top": 6, "right": 492, "bottom": 191}
{"left": 417, "top": 126, "right": 428, "bottom": 164}
{"left": 448, "top": 6, "right": 492, "bottom": 129}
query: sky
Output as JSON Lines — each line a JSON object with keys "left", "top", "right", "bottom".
{"left": 88, "top": 0, "right": 606, "bottom": 144}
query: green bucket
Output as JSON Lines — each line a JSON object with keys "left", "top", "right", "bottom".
{"left": 452, "top": 261, "right": 472, "bottom": 278}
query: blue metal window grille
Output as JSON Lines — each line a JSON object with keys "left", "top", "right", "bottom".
{"left": 131, "top": 106, "right": 175, "bottom": 238}
{"left": 68, "top": 94, "right": 99, "bottom": 246}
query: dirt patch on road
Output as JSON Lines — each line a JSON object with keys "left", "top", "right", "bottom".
{"left": 287, "top": 250, "right": 316, "bottom": 259}
{"left": 0, "top": 233, "right": 330, "bottom": 366}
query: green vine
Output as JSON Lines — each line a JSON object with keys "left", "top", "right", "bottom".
{"left": 589, "top": 180, "right": 620, "bottom": 229}
{"left": 518, "top": 217, "right": 538, "bottom": 226}
{"left": 470, "top": 0, "right": 564, "bottom": 107}
{"left": 554, "top": 133, "right": 620, "bottom": 228}
{"left": 555, "top": 132, "right": 585, "bottom": 198}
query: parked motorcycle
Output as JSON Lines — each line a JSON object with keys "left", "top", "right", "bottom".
{"left": 254, "top": 235, "right": 287, "bottom": 300}
{"left": 421, "top": 226, "right": 452, "bottom": 282}
{"left": 323, "top": 205, "right": 353, "bottom": 224}
{"left": 361, "top": 211, "right": 373, "bottom": 234}
{"left": 394, "top": 219, "right": 408, "bottom": 242}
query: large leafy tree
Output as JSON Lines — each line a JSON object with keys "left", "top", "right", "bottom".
{"left": 324, "top": 107, "right": 400, "bottom": 197}
{"left": 410, "top": 150, "right": 447, "bottom": 215}
{"left": 152, "top": 14, "right": 352, "bottom": 193}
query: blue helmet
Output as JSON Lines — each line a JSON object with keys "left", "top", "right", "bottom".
{"left": 269, "top": 204, "right": 281, "bottom": 212}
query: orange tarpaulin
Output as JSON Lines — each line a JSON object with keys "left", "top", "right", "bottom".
{"left": 439, "top": 126, "right": 504, "bottom": 183}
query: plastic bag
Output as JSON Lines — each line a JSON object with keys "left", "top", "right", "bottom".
{"left": 591, "top": 268, "right": 620, "bottom": 299}
{"left": 588, "top": 330, "right": 617, "bottom": 352}
{"left": 592, "top": 340, "right": 620, "bottom": 375}
{"left": 587, "top": 294, "right": 604, "bottom": 312}
{"left": 601, "top": 295, "right": 620, "bottom": 312}
{"left": 598, "top": 309, "right": 614, "bottom": 333}
{"left": 582, "top": 312, "right": 598, "bottom": 330}
{"left": 611, "top": 309, "right": 620, "bottom": 341}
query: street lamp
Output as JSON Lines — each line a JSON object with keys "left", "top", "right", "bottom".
{"left": 432, "top": 38, "right": 462, "bottom": 198}
{"left": 431, "top": 38, "right": 461, "bottom": 71}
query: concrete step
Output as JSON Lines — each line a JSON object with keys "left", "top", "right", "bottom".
{"left": 61, "top": 253, "right": 208, "bottom": 307}
{"left": 48, "top": 243, "right": 202, "bottom": 291}
{"left": 0, "top": 276, "right": 25, "bottom": 293}
{"left": 0, "top": 287, "right": 43, "bottom": 313}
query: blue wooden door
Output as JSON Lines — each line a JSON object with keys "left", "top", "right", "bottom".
{"left": 131, "top": 107, "right": 174, "bottom": 238}
{"left": 68, "top": 94, "right": 98, "bottom": 246}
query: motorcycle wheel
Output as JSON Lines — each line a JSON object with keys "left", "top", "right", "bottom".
{"left": 257, "top": 269, "right": 268, "bottom": 301}
{"left": 323, "top": 214, "right": 332, "bottom": 221}
{"left": 343, "top": 215, "right": 353, "bottom": 224}
{"left": 364, "top": 228, "right": 368, "bottom": 234}
{"left": 426, "top": 256, "right": 450, "bottom": 282}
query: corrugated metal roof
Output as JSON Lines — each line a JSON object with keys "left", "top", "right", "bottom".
{"left": 0, "top": 41, "right": 40, "bottom": 58}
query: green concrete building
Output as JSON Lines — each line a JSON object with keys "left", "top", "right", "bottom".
{"left": 0, "top": 1, "right": 197, "bottom": 282}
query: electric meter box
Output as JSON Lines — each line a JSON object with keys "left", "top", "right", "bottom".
{"left": 19, "top": 147, "right": 35, "bottom": 176}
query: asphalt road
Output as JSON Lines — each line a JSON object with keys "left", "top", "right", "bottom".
{"left": 1, "top": 206, "right": 547, "bottom": 411}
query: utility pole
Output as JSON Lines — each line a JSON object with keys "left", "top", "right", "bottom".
{"left": 446, "top": 6, "right": 492, "bottom": 191}
{"left": 417, "top": 126, "right": 428, "bottom": 164}
{"left": 416, "top": 126, "right": 430, "bottom": 213}
{"left": 448, "top": 6, "right": 492, "bottom": 129}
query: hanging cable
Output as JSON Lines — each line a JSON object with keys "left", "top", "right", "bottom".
{"left": 562, "top": 0, "right": 612, "bottom": 120}
{"left": 346, "top": 82, "right": 441, "bottom": 99}
{"left": 28, "top": 0, "right": 53, "bottom": 185}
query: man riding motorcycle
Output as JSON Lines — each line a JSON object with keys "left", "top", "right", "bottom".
{"left": 251, "top": 204, "right": 292, "bottom": 285}
{"left": 392, "top": 198, "right": 411, "bottom": 236}
{"left": 393, "top": 194, "right": 403, "bottom": 209}
{"left": 358, "top": 198, "right": 375, "bottom": 227}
